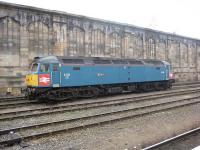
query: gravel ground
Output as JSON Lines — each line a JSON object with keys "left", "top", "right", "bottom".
{"left": 0, "top": 93, "right": 196, "bottom": 129}
{"left": 14, "top": 97, "right": 200, "bottom": 138}
{"left": 1, "top": 96, "right": 200, "bottom": 149}
{"left": 4, "top": 101, "right": 200, "bottom": 150}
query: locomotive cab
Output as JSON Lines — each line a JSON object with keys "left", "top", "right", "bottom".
{"left": 26, "top": 61, "right": 61, "bottom": 88}
{"left": 25, "top": 59, "right": 61, "bottom": 99}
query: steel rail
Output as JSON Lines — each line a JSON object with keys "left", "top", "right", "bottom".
{"left": 143, "top": 127, "right": 200, "bottom": 150}
{"left": 0, "top": 101, "right": 39, "bottom": 109}
{"left": 0, "top": 96, "right": 24, "bottom": 101}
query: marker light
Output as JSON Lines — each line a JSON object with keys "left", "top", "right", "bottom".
{"left": 169, "top": 73, "right": 173, "bottom": 79}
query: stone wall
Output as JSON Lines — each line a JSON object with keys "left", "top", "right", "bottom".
{"left": 0, "top": 2, "right": 200, "bottom": 93}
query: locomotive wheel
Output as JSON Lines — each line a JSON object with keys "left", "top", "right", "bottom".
{"left": 46, "top": 89, "right": 74, "bottom": 101}
{"left": 25, "top": 88, "right": 36, "bottom": 100}
{"left": 78, "top": 87, "right": 100, "bottom": 98}
{"left": 167, "top": 82, "right": 172, "bottom": 89}
{"left": 154, "top": 83, "right": 161, "bottom": 91}
{"left": 136, "top": 84, "right": 147, "bottom": 92}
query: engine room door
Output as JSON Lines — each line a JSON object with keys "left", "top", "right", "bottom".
{"left": 51, "top": 63, "right": 60, "bottom": 87}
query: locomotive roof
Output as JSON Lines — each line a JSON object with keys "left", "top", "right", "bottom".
{"left": 33, "top": 56, "right": 167, "bottom": 65}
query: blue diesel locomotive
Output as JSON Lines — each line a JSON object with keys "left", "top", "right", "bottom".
{"left": 25, "top": 56, "right": 175, "bottom": 100}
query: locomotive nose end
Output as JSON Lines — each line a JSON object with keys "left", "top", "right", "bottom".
{"left": 25, "top": 74, "right": 39, "bottom": 86}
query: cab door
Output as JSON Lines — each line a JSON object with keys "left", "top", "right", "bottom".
{"left": 38, "top": 63, "right": 51, "bottom": 87}
{"left": 51, "top": 63, "right": 60, "bottom": 87}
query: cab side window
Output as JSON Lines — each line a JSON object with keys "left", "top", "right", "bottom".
{"left": 53, "top": 64, "right": 59, "bottom": 71}
{"left": 31, "top": 63, "right": 38, "bottom": 72}
{"left": 40, "top": 64, "right": 50, "bottom": 73}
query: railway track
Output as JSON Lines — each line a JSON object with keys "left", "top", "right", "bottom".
{"left": 143, "top": 127, "right": 200, "bottom": 150}
{"left": 0, "top": 100, "right": 39, "bottom": 109}
{"left": 0, "top": 87, "right": 200, "bottom": 121}
{"left": 173, "top": 80, "right": 200, "bottom": 86}
{"left": 0, "top": 96, "right": 24, "bottom": 102}
{"left": 0, "top": 82, "right": 200, "bottom": 110}
{"left": 173, "top": 83, "right": 200, "bottom": 89}
{"left": 0, "top": 87, "right": 200, "bottom": 147}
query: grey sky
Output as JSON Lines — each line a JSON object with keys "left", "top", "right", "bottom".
{"left": 3, "top": 0, "right": 200, "bottom": 39}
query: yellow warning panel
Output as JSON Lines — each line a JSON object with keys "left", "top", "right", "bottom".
{"left": 26, "top": 74, "right": 38, "bottom": 86}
